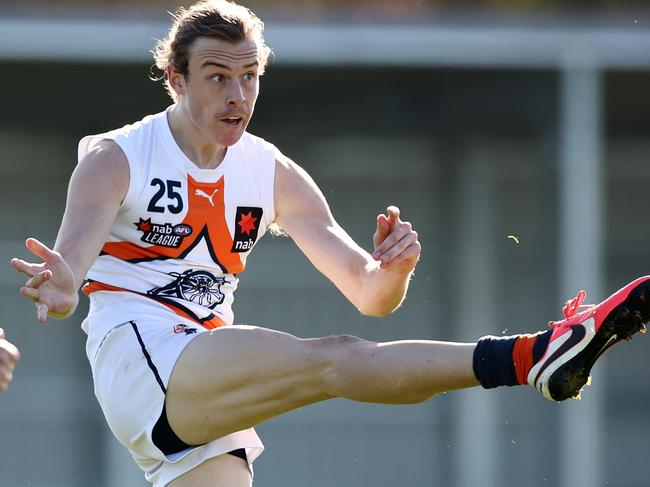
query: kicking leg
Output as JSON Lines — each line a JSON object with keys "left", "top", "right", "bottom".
{"left": 166, "top": 275, "right": 650, "bottom": 448}
{"left": 165, "top": 325, "right": 478, "bottom": 445}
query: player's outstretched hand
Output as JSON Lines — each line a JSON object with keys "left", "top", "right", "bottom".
{"left": 11, "top": 238, "right": 78, "bottom": 323}
{"left": 372, "top": 206, "right": 421, "bottom": 273}
{"left": 0, "top": 329, "right": 19, "bottom": 392}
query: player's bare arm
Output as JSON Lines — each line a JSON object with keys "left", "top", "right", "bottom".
{"left": 273, "top": 154, "right": 421, "bottom": 317}
{"left": 11, "top": 140, "right": 129, "bottom": 322}
{"left": 0, "top": 329, "right": 19, "bottom": 392}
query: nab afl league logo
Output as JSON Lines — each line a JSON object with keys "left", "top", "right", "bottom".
{"left": 231, "top": 206, "right": 263, "bottom": 253}
{"left": 135, "top": 218, "right": 193, "bottom": 248}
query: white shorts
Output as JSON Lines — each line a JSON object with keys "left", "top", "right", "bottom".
{"left": 84, "top": 304, "right": 264, "bottom": 487}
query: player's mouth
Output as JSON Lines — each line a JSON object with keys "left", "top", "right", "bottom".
{"left": 220, "top": 116, "right": 244, "bottom": 127}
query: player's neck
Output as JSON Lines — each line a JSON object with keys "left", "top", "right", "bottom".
{"left": 167, "top": 104, "right": 228, "bottom": 170}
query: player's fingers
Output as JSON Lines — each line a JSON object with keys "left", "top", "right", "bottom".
{"left": 379, "top": 246, "right": 420, "bottom": 271}
{"left": 0, "top": 357, "right": 15, "bottom": 374}
{"left": 36, "top": 303, "right": 49, "bottom": 323}
{"left": 374, "top": 236, "right": 398, "bottom": 261}
{"left": 10, "top": 258, "right": 43, "bottom": 278}
{"left": 20, "top": 287, "right": 40, "bottom": 300}
{"left": 24, "top": 270, "right": 52, "bottom": 289}
{"left": 26, "top": 238, "right": 61, "bottom": 264}
{"left": 0, "top": 364, "right": 13, "bottom": 388}
{"left": 373, "top": 220, "right": 413, "bottom": 257}
{"left": 372, "top": 214, "right": 391, "bottom": 253}
{"left": 0, "top": 344, "right": 18, "bottom": 366}
{"left": 373, "top": 206, "right": 402, "bottom": 252}
{"left": 0, "top": 341, "right": 20, "bottom": 363}
{"left": 377, "top": 231, "right": 419, "bottom": 266}
{"left": 386, "top": 206, "right": 400, "bottom": 227}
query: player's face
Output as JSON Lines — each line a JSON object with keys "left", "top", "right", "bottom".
{"left": 177, "top": 36, "right": 260, "bottom": 147}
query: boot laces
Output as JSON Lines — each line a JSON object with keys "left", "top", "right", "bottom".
{"left": 550, "top": 290, "right": 594, "bottom": 327}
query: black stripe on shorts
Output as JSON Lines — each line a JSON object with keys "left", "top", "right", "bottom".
{"left": 130, "top": 321, "right": 166, "bottom": 393}
{"left": 130, "top": 322, "right": 247, "bottom": 463}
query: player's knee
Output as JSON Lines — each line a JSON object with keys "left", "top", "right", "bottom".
{"left": 308, "top": 334, "right": 370, "bottom": 391}
{"left": 307, "top": 334, "right": 369, "bottom": 372}
{"left": 314, "top": 334, "right": 367, "bottom": 355}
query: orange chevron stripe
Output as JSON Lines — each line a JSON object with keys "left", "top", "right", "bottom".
{"left": 186, "top": 175, "right": 243, "bottom": 273}
{"left": 100, "top": 174, "right": 244, "bottom": 274}
{"left": 82, "top": 280, "right": 126, "bottom": 295}
{"left": 101, "top": 242, "right": 162, "bottom": 261}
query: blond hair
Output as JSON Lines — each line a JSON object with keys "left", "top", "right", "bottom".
{"left": 152, "top": 0, "right": 272, "bottom": 100}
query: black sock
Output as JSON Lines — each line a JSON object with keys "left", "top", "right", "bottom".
{"left": 472, "top": 335, "right": 519, "bottom": 389}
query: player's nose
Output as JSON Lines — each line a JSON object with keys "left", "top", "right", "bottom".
{"left": 227, "top": 81, "right": 246, "bottom": 106}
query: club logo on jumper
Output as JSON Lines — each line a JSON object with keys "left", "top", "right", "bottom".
{"left": 231, "top": 206, "right": 263, "bottom": 253}
{"left": 195, "top": 188, "right": 219, "bottom": 207}
{"left": 147, "top": 270, "right": 226, "bottom": 308}
{"left": 135, "top": 218, "right": 193, "bottom": 248}
{"left": 173, "top": 324, "right": 198, "bottom": 335}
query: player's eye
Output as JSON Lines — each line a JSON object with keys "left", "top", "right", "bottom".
{"left": 243, "top": 72, "right": 256, "bottom": 81}
{"left": 211, "top": 74, "right": 226, "bottom": 83}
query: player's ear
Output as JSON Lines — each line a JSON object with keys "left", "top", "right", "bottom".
{"left": 167, "top": 66, "right": 186, "bottom": 97}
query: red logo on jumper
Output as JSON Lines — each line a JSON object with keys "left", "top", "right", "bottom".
{"left": 231, "top": 206, "right": 263, "bottom": 253}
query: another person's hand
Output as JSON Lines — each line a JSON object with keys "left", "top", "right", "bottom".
{"left": 11, "top": 238, "right": 78, "bottom": 323}
{"left": 372, "top": 206, "right": 421, "bottom": 273}
{"left": 0, "top": 329, "right": 20, "bottom": 392}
